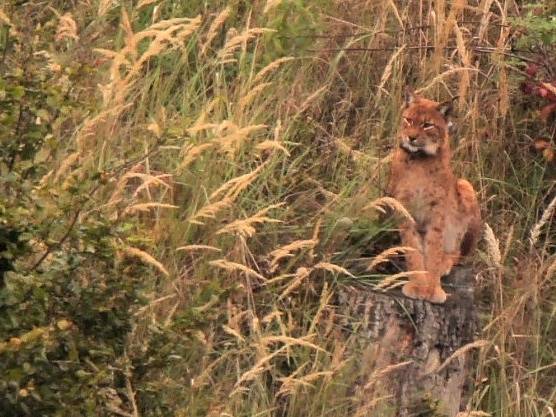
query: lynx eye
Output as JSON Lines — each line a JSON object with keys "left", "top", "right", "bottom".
{"left": 422, "top": 121, "right": 435, "bottom": 130}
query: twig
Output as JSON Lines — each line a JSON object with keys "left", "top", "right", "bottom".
{"left": 126, "top": 375, "right": 140, "bottom": 417}
{"left": 107, "top": 407, "right": 133, "bottom": 417}
{"left": 0, "top": 25, "right": 10, "bottom": 73}
{"left": 277, "top": 21, "right": 510, "bottom": 39}
{"left": 307, "top": 45, "right": 544, "bottom": 65}
{"left": 30, "top": 207, "right": 82, "bottom": 271}
{"left": 473, "top": 46, "right": 543, "bottom": 65}
{"left": 424, "top": 340, "right": 490, "bottom": 375}
{"left": 29, "top": 143, "right": 164, "bottom": 272}
{"left": 8, "top": 101, "right": 25, "bottom": 172}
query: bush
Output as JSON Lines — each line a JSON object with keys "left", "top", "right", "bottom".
{"left": 0, "top": 3, "right": 146, "bottom": 415}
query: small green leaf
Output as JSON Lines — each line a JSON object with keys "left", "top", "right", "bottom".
{"left": 11, "top": 85, "right": 25, "bottom": 99}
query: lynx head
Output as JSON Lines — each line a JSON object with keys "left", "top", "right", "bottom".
{"left": 399, "top": 89, "right": 455, "bottom": 157}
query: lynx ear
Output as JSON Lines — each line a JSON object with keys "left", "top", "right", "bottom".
{"left": 404, "top": 87, "right": 417, "bottom": 107}
{"left": 438, "top": 96, "right": 458, "bottom": 118}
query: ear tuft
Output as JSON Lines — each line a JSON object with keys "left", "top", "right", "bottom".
{"left": 438, "top": 96, "right": 457, "bottom": 118}
{"left": 404, "top": 87, "right": 416, "bottom": 107}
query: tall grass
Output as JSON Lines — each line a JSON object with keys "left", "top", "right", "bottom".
{"left": 2, "top": 0, "right": 555, "bottom": 416}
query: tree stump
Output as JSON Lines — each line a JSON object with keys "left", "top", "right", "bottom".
{"left": 337, "top": 267, "right": 478, "bottom": 417}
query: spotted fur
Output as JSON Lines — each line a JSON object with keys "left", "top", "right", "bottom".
{"left": 387, "top": 90, "right": 481, "bottom": 304}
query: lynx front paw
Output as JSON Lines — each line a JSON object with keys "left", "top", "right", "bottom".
{"left": 402, "top": 282, "right": 447, "bottom": 304}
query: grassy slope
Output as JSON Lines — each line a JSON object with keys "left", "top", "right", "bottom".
{"left": 1, "top": 0, "right": 555, "bottom": 416}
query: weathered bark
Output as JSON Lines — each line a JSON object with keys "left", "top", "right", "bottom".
{"left": 338, "top": 267, "right": 477, "bottom": 417}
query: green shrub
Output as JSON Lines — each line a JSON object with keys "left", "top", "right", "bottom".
{"left": 0, "top": 4, "right": 146, "bottom": 415}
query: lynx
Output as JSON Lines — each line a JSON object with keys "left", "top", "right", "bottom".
{"left": 387, "top": 90, "right": 481, "bottom": 304}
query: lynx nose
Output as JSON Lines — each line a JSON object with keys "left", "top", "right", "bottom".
{"left": 409, "top": 136, "right": 418, "bottom": 144}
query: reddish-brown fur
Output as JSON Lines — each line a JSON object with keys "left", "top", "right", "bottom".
{"left": 388, "top": 90, "right": 481, "bottom": 303}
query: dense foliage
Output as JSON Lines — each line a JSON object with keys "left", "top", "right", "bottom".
{"left": 0, "top": 4, "right": 145, "bottom": 415}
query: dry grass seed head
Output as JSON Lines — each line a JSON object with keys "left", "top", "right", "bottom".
{"left": 201, "top": 7, "right": 232, "bottom": 55}
{"left": 263, "top": 273, "right": 296, "bottom": 285}
{"left": 261, "top": 310, "right": 283, "bottom": 325}
{"left": 255, "top": 140, "right": 290, "bottom": 156}
{"left": 297, "top": 84, "right": 329, "bottom": 115}
{"left": 276, "top": 362, "right": 309, "bottom": 396}
{"left": 209, "top": 162, "right": 268, "bottom": 201}
{"left": 187, "top": 99, "right": 219, "bottom": 134}
{"left": 264, "top": 0, "right": 285, "bottom": 14}
{"left": 425, "top": 340, "right": 490, "bottom": 375}
{"left": 453, "top": 23, "right": 471, "bottom": 105}
{"left": 187, "top": 197, "right": 233, "bottom": 225}
{"left": 308, "top": 281, "right": 333, "bottom": 335}
{"left": 277, "top": 371, "right": 334, "bottom": 397}
{"left": 147, "top": 108, "right": 166, "bottom": 138}
{"left": 498, "top": 66, "right": 509, "bottom": 118}
{"left": 217, "top": 27, "right": 275, "bottom": 64}
{"left": 137, "top": 0, "right": 159, "bottom": 8}
{"left": 484, "top": 223, "right": 502, "bottom": 267}
{"left": 216, "top": 203, "right": 284, "bottom": 238}
{"left": 375, "top": 45, "right": 405, "bottom": 102}
{"left": 55, "top": 13, "right": 79, "bottom": 42}
{"left": 123, "top": 202, "right": 178, "bottom": 215}
{"left": 231, "top": 345, "right": 288, "bottom": 395}
{"left": 209, "top": 259, "right": 266, "bottom": 281}
{"left": 221, "top": 324, "right": 245, "bottom": 343}
{"left": 134, "top": 17, "right": 202, "bottom": 60}
{"left": 122, "top": 246, "right": 169, "bottom": 277}
{"left": 109, "top": 171, "right": 171, "bottom": 208}
{"left": 353, "top": 395, "right": 395, "bottom": 417}
{"left": 530, "top": 194, "right": 556, "bottom": 247}
{"left": 132, "top": 174, "right": 172, "bottom": 198}
{"left": 309, "top": 217, "right": 322, "bottom": 260}
{"left": 75, "top": 104, "right": 131, "bottom": 151}
{"left": 545, "top": 257, "right": 556, "bottom": 281}
{"left": 94, "top": 14, "right": 201, "bottom": 107}
{"left": 52, "top": 152, "right": 81, "bottom": 184}
{"left": 367, "top": 246, "right": 415, "bottom": 271}
{"left": 107, "top": 166, "right": 143, "bottom": 204}
{"left": 314, "top": 262, "right": 354, "bottom": 278}
{"left": 496, "top": 26, "right": 512, "bottom": 118}
{"left": 259, "top": 334, "right": 326, "bottom": 353}
{"left": 238, "top": 82, "right": 272, "bottom": 110}
{"left": 501, "top": 224, "right": 514, "bottom": 264}
{"left": 98, "top": 0, "right": 117, "bottom": 17}
{"left": 179, "top": 143, "right": 214, "bottom": 171}
{"left": 477, "top": 0, "right": 495, "bottom": 41}
{"left": 176, "top": 245, "right": 221, "bottom": 253}
{"left": 268, "top": 239, "right": 318, "bottom": 273}
{"left": 416, "top": 68, "right": 478, "bottom": 95}
{"left": 0, "top": 8, "right": 13, "bottom": 27}
{"left": 335, "top": 138, "right": 365, "bottom": 162}
{"left": 364, "top": 360, "right": 413, "bottom": 389}
{"left": 254, "top": 57, "right": 294, "bottom": 83}
{"left": 278, "top": 267, "right": 312, "bottom": 300}
{"left": 211, "top": 124, "right": 267, "bottom": 157}
{"left": 375, "top": 271, "right": 426, "bottom": 290}
{"left": 186, "top": 123, "right": 219, "bottom": 135}
{"left": 364, "top": 197, "right": 415, "bottom": 224}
